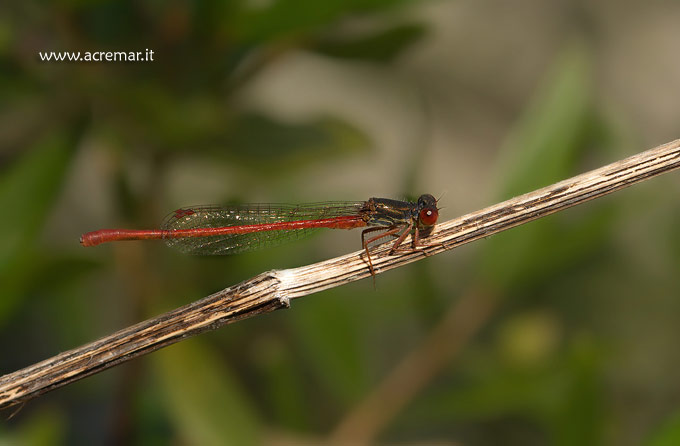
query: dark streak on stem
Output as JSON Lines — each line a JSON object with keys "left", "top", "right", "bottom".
{"left": 0, "top": 273, "right": 288, "bottom": 410}
{"left": 1, "top": 139, "right": 679, "bottom": 411}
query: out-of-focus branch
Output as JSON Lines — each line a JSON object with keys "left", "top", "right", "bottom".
{"left": 329, "top": 287, "right": 498, "bottom": 445}
{"left": 1, "top": 139, "right": 679, "bottom": 410}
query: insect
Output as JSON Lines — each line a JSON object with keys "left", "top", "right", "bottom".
{"left": 80, "top": 194, "right": 440, "bottom": 275}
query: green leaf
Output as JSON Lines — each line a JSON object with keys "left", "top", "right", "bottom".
{"left": 646, "top": 411, "right": 680, "bottom": 446}
{"left": 494, "top": 43, "right": 592, "bottom": 198}
{"left": 550, "top": 336, "right": 603, "bottom": 446}
{"left": 405, "top": 335, "right": 604, "bottom": 444}
{"left": 0, "top": 129, "right": 77, "bottom": 321}
{"left": 231, "top": 0, "right": 413, "bottom": 43}
{"left": 0, "top": 409, "right": 66, "bottom": 445}
{"left": 289, "top": 293, "right": 367, "bottom": 404}
{"left": 478, "top": 43, "right": 615, "bottom": 288}
{"left": 103, "top": 84, "right": 227, "bottom": 150}
{"left": 154, "top": 340, "right": 261, "bottom": 446}
{"left": 250, "top": 334, "right": 309, "bottom": 431}
{"left": 314, "top": 23, "right": 427, "bottom": 62}
{"left": 219, "top": 113, "right": 371, "bottom": 175}
{"left": 106, "top": 84, "right": 371, "bottom": 172}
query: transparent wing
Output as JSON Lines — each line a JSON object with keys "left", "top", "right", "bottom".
{"left": 160, "top": 202, "right": 365, "bottom": 255}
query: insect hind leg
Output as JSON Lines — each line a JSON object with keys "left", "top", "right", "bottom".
{"left": 361, "top": 226, "right": 402, "bottom": 278}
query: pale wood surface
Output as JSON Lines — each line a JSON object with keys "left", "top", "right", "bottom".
{"left": 1, "top": 138, "right": 679, "bottom": 410}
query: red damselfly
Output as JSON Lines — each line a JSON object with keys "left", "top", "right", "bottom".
{"left": 80, "top": 194, "right": 440, "bottom": 275}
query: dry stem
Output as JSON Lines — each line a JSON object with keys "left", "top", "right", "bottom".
{"left": 1, "top": 139, "right": 679, "bottom": 410}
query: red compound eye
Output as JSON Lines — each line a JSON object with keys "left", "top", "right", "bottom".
{"left": 419, "top": 208, "right": 438, "bottom": 226}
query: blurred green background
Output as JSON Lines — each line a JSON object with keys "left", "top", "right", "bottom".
{"left": 1, "top": 0, "right": 680, "bottom": 444}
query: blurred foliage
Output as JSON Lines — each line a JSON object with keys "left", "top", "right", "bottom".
{"left": 219, "top": 113, "right": 370, "bottom": 173}
{"left": 647, "top": 411, "right": 680, "bottom": 446}
{"left": 1, "top": 1, "right": 679, "bottom": 445}
{"left": 479, "top": 43, "right": 606, "bottom": 290}
{"left": 315, "top": 23, "right": 427, "bottom": 62}
{"left": 0, "top": 129, "right": 81, "bottom": 321}
{"left": 154, "top": 341, "right": 261, "bottom": 445}
{"left": 388, "top": 43, "right": 611, "bottom": 446}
